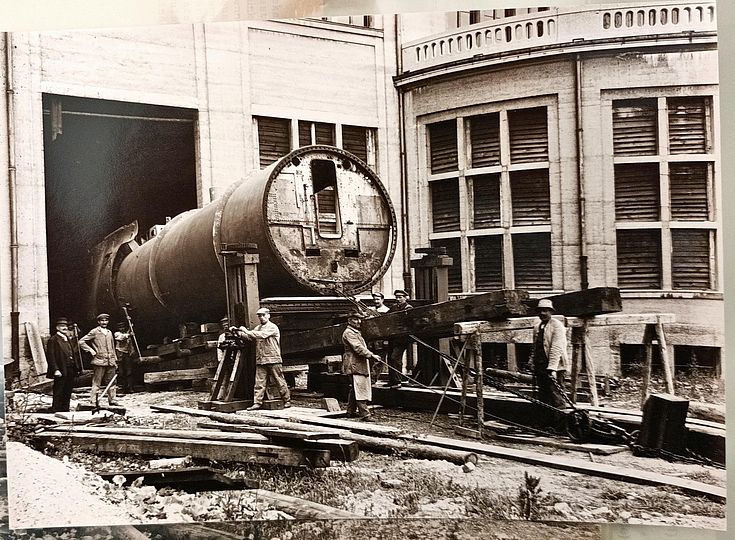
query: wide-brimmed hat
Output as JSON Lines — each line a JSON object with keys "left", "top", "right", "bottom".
{"left": 393, "top": 289, "right": 409, "bottom": 297}
{"left": 97, "top": 313, "right": 110, "bottom": 321}
{"left": 536, "top": 299, "right": 556, "bottom": 312}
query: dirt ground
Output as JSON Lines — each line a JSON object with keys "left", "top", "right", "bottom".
{"left": 1, "top": 372, "right": 727, "bottom": 538}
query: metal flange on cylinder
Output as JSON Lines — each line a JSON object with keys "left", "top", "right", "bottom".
{"left": 91, "top": 146, "right": 397, "bottom": 332}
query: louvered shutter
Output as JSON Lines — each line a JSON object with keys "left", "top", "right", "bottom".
{"left": 668, "top": 97, "right": 709, "bottom": 154}
{"left": 298, "top": 121, "right": 312, "bottom": 147}
{"left": 257, "top": 116, "right": 291, "bottom": 168}
{"left": 342, "top": 125, "right": 368, "bottom": 162}
{"left": 474, "top": 235, "right": 503, "bottom": 291}
{"left": 616, "top": 229, "right": 661, "bottom": 289}
{"left": 613, "top": 99, "right": 658, "bottom": 156}
{"left": 431, "top": 179, "right": 460, "bottom": 232}
{"left": 614, "top": 163, "right": 660, "bottom": 221}
{"left": 472, "top": 174, "right": 501, "bottom": 229}
{"left": 315, "top": 122, "right": 335, "bottom": 145}
{"left": 429, "top": 120, "right": 458, "bottom": 173}
{"left": 508, "top": 107, "right": 548, "bottom": 163}
{"left": 510, "top": 169, "right": 550, "bottom": 225}
{"left": 672, "top": 229, "right": 711, "bottom": 290}
{"left": 470, "top": 113, "right": 500, "bottom": 168}
{"left": 512, "top": 232, "right": 552, "bottom": 289}
{"left": 431, "top": 238, "right": 463, "bottom": 292}
{"left": 670, "top": 163, "right": 709, "bottom": 221}
{"left": 316, "top": 187, "right": 338, "bottom": 235}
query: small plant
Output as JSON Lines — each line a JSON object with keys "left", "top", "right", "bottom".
{"left": 516, "top": 471, "right": 544, "bottom": 520}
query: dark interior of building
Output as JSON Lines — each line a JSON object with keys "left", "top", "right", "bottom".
{"left": 42, "top": 94, "right": 198, "bottom": 331}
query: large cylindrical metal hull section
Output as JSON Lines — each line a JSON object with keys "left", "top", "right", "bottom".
{"left": 110, "top": 146, "right": 396, "bottom": 330}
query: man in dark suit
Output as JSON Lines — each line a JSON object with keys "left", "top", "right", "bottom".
{"left": 45, "top": 317, "right": 80, "bottom": 412}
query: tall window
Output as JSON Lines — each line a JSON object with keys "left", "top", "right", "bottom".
{"left": 427, "top": 103, "right": 553, "bottom": 293}
{"left": 255, "top": 117, "right": 376, "bottom": 169}
{"left": 613, "top": 96, "right": 715, "bottom": 290}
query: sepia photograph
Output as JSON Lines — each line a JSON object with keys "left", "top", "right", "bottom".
{"left": 0, "top": 1, "right": 728, "bottom": 538}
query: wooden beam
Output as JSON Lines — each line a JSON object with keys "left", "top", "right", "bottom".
{"left": 34, "top": 432, "right": 330, "bottom": 468}
{"left": 402, "top": 434, "right": 725, "bottom": 503}
{"left": 252, "top": 489, "right": 360, "bottom": 519}
{"left": 43, "top": 426, "right": 269, "bottom": 444}
{"left": 526, "top": 287, "right": 622, "bottom": 317}
{"left": 144, "top": 367, "right": 213, "bottom": 384}
{"left": 282, "top": 289, "right": 528, "bottom": 357}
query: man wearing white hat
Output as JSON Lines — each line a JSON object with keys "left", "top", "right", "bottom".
{"left": 531, "top": 299, "right": 568, "bottom": 410}
{"left": 231, "top": 307, "right": 290, "bottom": 410}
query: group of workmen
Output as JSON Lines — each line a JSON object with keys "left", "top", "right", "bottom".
{"left": 45, "top": 291, "right": 568, "bottom": 424}
{"left": 45, "top": 313, "right": 136, "bottom": 412}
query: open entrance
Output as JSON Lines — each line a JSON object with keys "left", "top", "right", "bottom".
{"left": 43, "top": 95, "right": 197, "bottom": 329}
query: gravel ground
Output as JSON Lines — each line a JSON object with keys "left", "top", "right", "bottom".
{"left": 3, "top": 380, "right": 726, "bottom": 536}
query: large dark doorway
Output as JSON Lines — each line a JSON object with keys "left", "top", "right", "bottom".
{"left": 43, "top": 95, "right": 198, "bottom": 330}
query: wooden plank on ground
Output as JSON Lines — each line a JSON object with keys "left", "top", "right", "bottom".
{"left": 247, "top": 409, "right": 404, "bottom": 436}
{"left": 144, "top": 367, "right": 213, "bottom": 384}
{"left": 24, "top": 321, "right": 48, "bottom": 375}
{"left": 400, "top": 433, "right": 725, "bottom": 503}
{"left": 281, "top": 289, "right": 529, "bottom": 357}
{"left": 197, "top": 422, "right": 341, "bottom": 440}
{"left": 34, "top": 432, "right": 330, "bottom": 468}
{"left": 487, "top": 433, "right": 629, "bottom": 455}
{"left": 252, "top": 489, "right": 360, "bottom": 519}
{"left": 44, "top": 426, "right": 270, "bottom": 444}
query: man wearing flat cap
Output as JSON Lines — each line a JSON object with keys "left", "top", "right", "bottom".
{"left": 45, "top": 317, "right": 80, "bottom": 412}
{"left": 386, "top": 289, "right": 413, "bottom": 388}
{"left": 342, "top": 311, "right": 382, "bottom": 420}
{"left": 79, "top": 313, "right": 119, "bottom": 406}
{"left": 531, "top": 299, "right": 568, "bottom": 411}
{"left": 231, "top": 307, "right": 290, "bottom": 411}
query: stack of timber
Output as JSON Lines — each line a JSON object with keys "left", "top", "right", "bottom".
{"left": 33, "top": 424, "right": 354, "bottom": 468}
{"left": 150, "top": 404, "right": 478, "bottom": 465}
{"left": 138, "top": 321, "right": 222, "bottom": 391}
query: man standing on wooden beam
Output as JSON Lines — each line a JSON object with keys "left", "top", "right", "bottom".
{"left": 79, "top": 313, "right": 120, "bottom": 407}
{"left": 232, "top": 307, "right": 290, "bottom": 411}
{"left": 342, "top": 311, "right": 382, "bottom": 421}
{"left": 531, "top": 299, "right": 568, "bottom": 427}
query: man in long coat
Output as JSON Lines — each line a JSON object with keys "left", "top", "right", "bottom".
{"left": 531, "top": 299, "right": 569, "bottom": 410}
{"left": 342, "top": 311, "right": 382, "bottom": 421}
{"left": 45, "top": 317, "right": 80, "bottom": 412}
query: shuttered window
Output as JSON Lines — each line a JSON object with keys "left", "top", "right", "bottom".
{"left": 668, "top": 97, "right": 709, "bottom": 154}
{"left": 510, "top": 169, "right": 550, "bottom": 225}
{"left": 298, "top": 121, "right": 336, "bottom": 147}
{"left": 614, "top": 163, "right": 660, "bottom": 221}
{"left": 342, "top": 125, "right": 368, "bottom": 162}
{"left": 670, "top": 163, "right": 710, "bottom": 221}
{"left": 430, "top": 179, "right": 460, "bottom": 232}
{"left": 431, "top": 238, "right": 463, "bottom": 293}
{"left": 429, "top": 120, "right": 458, "bottom": 173}
{"left": 613, "top": 99, "right": 658, "bottom": 156}
{"left": 616, "top": 229, "right": 661, "bottom": 289}
{"left": 672, "top": 229, "right": 711, "bottom": 290}
{"left": 472, "top": 174, "right": 501, "bottom": 229}
{"left": 508, "top": 107, "right": 548, "bottom": 163}
{"left": 257, "top": 116, "right": 291, "bottom": 168}
{"left": 469, "top": 113, "right": 500, "bottom": 168}
{"left": 474, "top": 235, "right": 503, "bottom": 291}
{"left": 512, "top": 233, "right": 552, "bottom": 290}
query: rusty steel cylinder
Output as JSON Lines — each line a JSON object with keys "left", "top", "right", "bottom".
{"left": 92, "top": 146, "right": 397, "bottom": 329}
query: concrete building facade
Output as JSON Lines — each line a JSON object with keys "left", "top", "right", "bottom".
{"left": 0, "top": 2, "right": 722, "bottom": 383}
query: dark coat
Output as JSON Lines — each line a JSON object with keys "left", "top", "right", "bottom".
{"left": 45, "top": 333, "right": 79, "bottom": 379}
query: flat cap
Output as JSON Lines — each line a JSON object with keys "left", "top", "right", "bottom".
{"left": 347, "top": 311, "right": 366, "bottom": 319}
{"left": 54, "top": 317, "right": 70, "bottom": 326}
{"left": 256, "top": 307, "right": 270, "bottom": 315}
{"left": 96, "top": 313, "right": 111, "bottom": 321}
{"left": 393, "top": 289, "right": 409, "bottom": 297}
